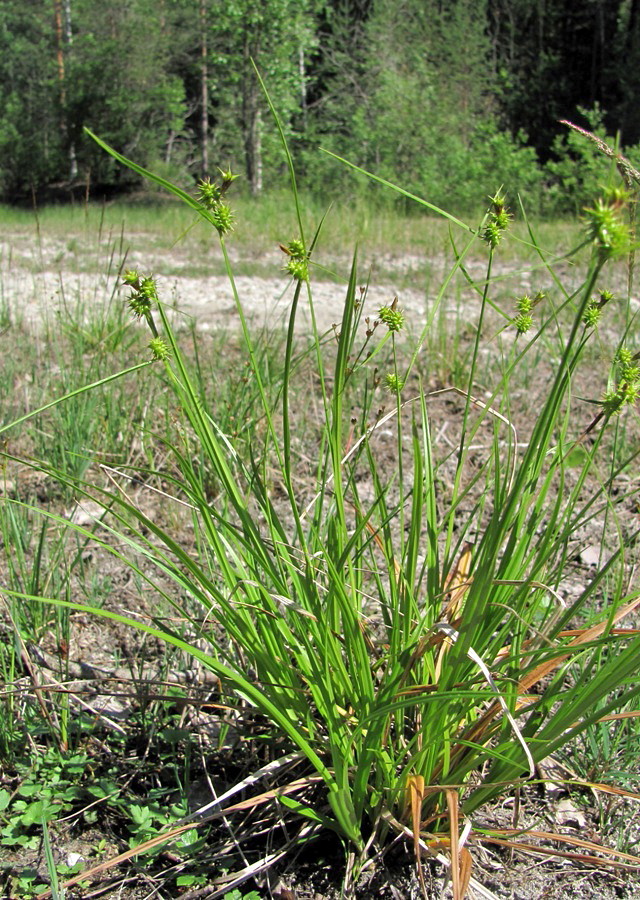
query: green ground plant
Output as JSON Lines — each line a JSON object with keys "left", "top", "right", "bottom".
{"left": 0, "top": 732, "right": 195, "bottom": 896}
{"left": 2, "top": 109, "right": 640, "bottom": 898}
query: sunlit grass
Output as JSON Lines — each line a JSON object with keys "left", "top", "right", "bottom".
{"left": 0, "top": 194, "right": 584, "bottom": 262}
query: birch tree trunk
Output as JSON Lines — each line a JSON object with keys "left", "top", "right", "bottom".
{"left": 200, "top": 0, "right": 209, "bottom": 176}
{"left": 53, "top": 0, "right": 77, "bottom": 180}
{"left": 242, "top": 33, "right": 263, "bottom": 195}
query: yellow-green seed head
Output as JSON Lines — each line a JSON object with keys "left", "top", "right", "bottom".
{"left": 128, "top": 292, "right": 152, "bottom": 319}
{"left": 379, "top": 304, "right": 405, "bottom": 332}
{"left": 513, "top": 313, "right": 533, "bottom": 334}
{"left": 287, "top": 238, "right": 305, "bottom": 259}
{"left": 139, "top": 276, "right": 158, "bottom": 300}
{"left": 602, "top": 389, "right": 623, "bottom": 415}
{"left": 122, "top": 270, "right": 141, "bottom": 289}
{"left": 582, "top": 303, "right": 601, "bottom": 328}
{"left": 617, "top": 346, "right": 633, "bottom": 367}
{"left": 481, "top": 192, "right": 512, "bottom": 249}
{"left": 516, "top": 294, "right": 533, "bottom": 314}
{"left": 211, "top": 202, "right": 234, "bottom": 236}
{"left": 622, "top": 364, "right": 640, "bottom": 383}
{"left": 149, "top": 338, "right": 171, "bottom": 361}
{"left": 482, "top": 220, "right": 503, "bottom": 249}
{"left": 384, "top": 373, "right": 404, "bottom": 392}
{"left": 494, "top": 208, "right": 512, "bottom": 230}
{"left": 197, "top": 177, "right": 222, "bottom": 209}
{"left": 489, "top": 190, "right": 507, "bottom": 212}
{"left": 622, "top": 382, "right": 640, "bottom": 406}
{"left": 285, "top": 257, "right": 309, "bottom": 282}
{"left": 280, "top": 238, "right": 308, "bottom": 280}
{"left": 217, "top": 166, "right": 241, "bottom": 189}
{"left": 583, "top": 197, "right": 631, "bottom": 259}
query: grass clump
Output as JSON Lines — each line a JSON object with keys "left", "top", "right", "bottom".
{"left": 2, "top": 117, "right": 640, "bottom": 897}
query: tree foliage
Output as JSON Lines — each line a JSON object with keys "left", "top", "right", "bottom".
{"left": 317, "top": 0, "right": 540, "bottom": 210}
{"left": 1, "top": 0, "right": 639, "bottom": 211}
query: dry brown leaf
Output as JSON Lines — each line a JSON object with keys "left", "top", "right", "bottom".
{"left": 446, "top": 789, "right": 462, "bottom": 900}
{"left": 476, "top": 827, "right": 640, "bottom": 870}
{"left": 553, "top": 797, "right": 587, "bottom": 828}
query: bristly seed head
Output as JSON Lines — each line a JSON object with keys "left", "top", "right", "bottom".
{"left": 125, "top": 272, "right": 157, "bottom": 319}
{"left": 378, "top": 302, "right": 404, "bottom": 332}
{"left": 481, "top": 191, "right": 513, "bottom": 249}
{"left": 512, "top": 291, "right": 545, "bottom": 334}
{"left": 601, "top": 345, "right": 640, "bottom": 414}
{"left": 197, "top": 177, "right": 222, "bottom": 208}
{"left": 286, "top": 238, "right": 305, "bottom": 258}
{"left": 149, "top": 337, "right": 171, "bottom": 361}
{"left": 285, "top": 257, "right": 309, "bottom": 281}
{"left": 384, "top": 373, "right": 404, "bottom": 392}
{"left": 482, "top": 220, "right": 503, "bottom": 249}
{"left": 583, "top": 195, "right": 631, "bottom": 260}
{"left": 128, "top": 291, "right": 152, "bottom": 319}
{"left": 583, "top": 286, "right": 615, "bottom": 328}
{"left": 196, "top": 170, "right": 239, "bottom": 235}
{"left": 617, "top": 346, "right": 633, "bottom": 368}
{"left": 217, "top": 166, "right": 241, "bottom": 190}
{"left": 210, "top": 202, "right": 234, "bottom": 236}
{"left": 280, "top": 238, "right": 309, "bottom": 282}
{"left": 516, "top": 294, "right": 533, "bottom": 314}
{"left": 513, "top": 313, "right": 533, "bottom": 334}
{"left": 122, "top": 269, "right": 141, "bottom": 289}
{"left": 582, "top": 301, "right": 602, "bottom": 328}
{"left": 139, "top": 276, "right": 158, "bottom": 300}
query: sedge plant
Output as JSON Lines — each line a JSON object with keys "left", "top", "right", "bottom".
{"left": 3, "top": 116, "right": 640, "bottom": 896}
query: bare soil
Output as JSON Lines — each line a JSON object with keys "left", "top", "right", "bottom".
{"left": 0, "top": 231, "right": 437, "bottom": 336}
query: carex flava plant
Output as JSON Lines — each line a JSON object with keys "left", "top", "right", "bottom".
{"left": 3, "top": 106, "right": 640, "bottom": 897}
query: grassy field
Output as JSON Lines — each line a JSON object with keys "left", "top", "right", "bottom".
{"left": 0, "top": 192, "right": 585, "bottom": 262}
{"left": 1, "top": 178, "right": 640, "bottom": 900}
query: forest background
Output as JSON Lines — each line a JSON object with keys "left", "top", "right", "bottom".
{"left": 2, "top": 0, "right": 640, "bottom": 214}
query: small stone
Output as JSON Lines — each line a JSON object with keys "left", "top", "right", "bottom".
{"left": 579, "top": 545, "right": 602, "bottom": 567}
{"left": 65, "top": 500, "right": 105, "bottom": 526}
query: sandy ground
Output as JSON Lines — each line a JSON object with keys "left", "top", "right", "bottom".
{"left": 0, "top": 232, "right": 442, "bottom": 336}
{"left": 0, "top": 226, "right": 553, "bottom": 341}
